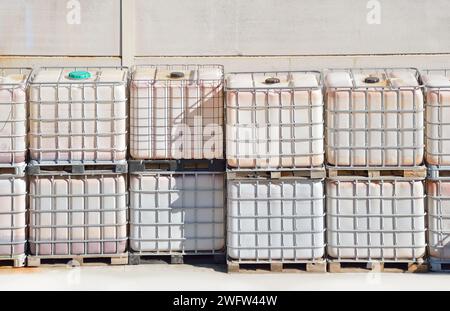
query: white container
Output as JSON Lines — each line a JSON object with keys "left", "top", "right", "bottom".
{"left": 0, "top": 174, "right": 26, "bottom": 257}
{"left": 0, "top": 68, "right": 30, "bottom": 165}
{"left": 129, "top": 171, "right": 225, "bottom": 253}
{"left": 325, "top": 68, "right": 424, "bottom": 167}
{"left": 29, "top": 173, "right": 127, "bottom": 256}
{"left": 130, "top": 65, "right": 224, "bottom": 160}
{"left": 427, "top": 178, "right": 450, "bottom": 259}
{"left": 29, "top": 67, "right": 128, "bottom": 163}
{"left": 421, "top": 70, "right": 450, "bottom": 166}
{"left": 226, "top": 71, "right": 324, "bottom": 169}
{"left": 327, "top": 178, "right": 426, "bottom": 260}
{"left": 227, "top": 177, "right": 325, "bottom": 261}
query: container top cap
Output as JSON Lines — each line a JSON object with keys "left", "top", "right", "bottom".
{"left": 364, "top": 76, "right": 380, "bottom": 84}
{"left": 264, "top": 77, "right": 281, "bottom": 84}
{"left": 68, "top": 71, "right": 92, "bottom": 80}
{"left": 169, "top": 71, "right": 185, "bottom": 79}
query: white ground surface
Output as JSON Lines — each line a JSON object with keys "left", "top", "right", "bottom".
{"left": 1, "top": 265, "right": 450, "bottom": 291}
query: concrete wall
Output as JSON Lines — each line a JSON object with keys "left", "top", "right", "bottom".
{"left": 0, "top": 0, "right": 449, "bottom": 69}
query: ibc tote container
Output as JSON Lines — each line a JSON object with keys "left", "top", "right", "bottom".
{"left": 326, "top": 177, "right": 426, "bottom": 261}
{"left": 28, "top": 67, "right": 128, "bottom": 164}
{"left": 0, "top": 167, "right": 26, "bottom": 266}
{"left": 28, "top": 171, "right": 127, "bottom": 257}
{"left": 421, "top": 69, "right": 450, "bottom": 167}
{"left": 226, "top": 71, "right": 324, "bottom": 170}
{"left": 130, "top": 65, "right": 224, "bottom": 160}
{"left": 325, "top": 68, "right": 424, "bottom": 168}
{"left": 227, "top": 174, "right": 325, "bottom": 262}
{"left": 129, "top": 167, "right": 225, "bottom": 255}
{"left": 0, "top": 68, "right": 31, "bottom": 166}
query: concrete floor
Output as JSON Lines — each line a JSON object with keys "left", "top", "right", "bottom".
{"left": 1, "top": 264, "right": 450, "bottom": 291}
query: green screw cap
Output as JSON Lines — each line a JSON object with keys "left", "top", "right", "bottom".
{"left": 68, "top": 71, "right": 91, "bottom": 80}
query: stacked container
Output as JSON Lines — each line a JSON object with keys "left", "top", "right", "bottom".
{"left": 421, "top": 69, "right": 450, "bottom": 271}
{"left": 226, "top": 71, "right": 327, "bottom": 272}
{"left": 0, "top": 68, "right": 30, "bottom": 267}
{"left": 128, "top": 65, "right": 226, "bottom": 264}
{"left": 325, "top": 68, "right": 427, "bottom": 272}
{"left": 26, "top": 67, "right": 129, "bottom": 266}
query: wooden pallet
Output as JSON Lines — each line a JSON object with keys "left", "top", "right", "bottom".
{"left": 129, "top": 253, "right": 226, "bottom": 265}
{"left": 327, "top": 167, "right": 427, "bottom": 179}
{"left": 429, "top": 259, "right": 450, "bottom": 272}
{"left": 27, "top": 254, "right": 128, "bottom": 267}
{"left": 227, "top": 168, "right": 326, "bottom": 180}
{"left": 328, "top": 261, "right": 428, "bottom": 273}
{"left": 27, "top": 161, "right": 128, "bottom": 175}
{"left": 129, "top": 159, "right": 225, "bottom": 173}
{"left": 227, "top": 261, "right": 327, "bottom": 273}
{"left": 0, "top": 255, "right": 26, "bottom": 268}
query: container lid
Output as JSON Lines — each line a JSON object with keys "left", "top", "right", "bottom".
{"left": 68, "top": 71, "right": 91, "bottom": 80}
{"left": 227, "top": 71, "right": 320, "bottom": 89}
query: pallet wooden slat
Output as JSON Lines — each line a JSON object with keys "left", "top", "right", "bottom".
{"left": 227, "top": 261, "right": 327, "bottom": 273}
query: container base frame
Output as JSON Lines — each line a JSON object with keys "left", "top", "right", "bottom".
{"left": 129, "top": 159, "right": 226, "bottom": 173}
{"left": 227, "top": 167, "right": 326, "bottom": 180}
{"left": 327, "top": 166, "right": 427, "bottom": 179}
{"left": 27, "top": 161, "right": 128, "bottom": 175}
{"left": 327, "top": 259, "right": 428, "bottom": 273}
{"left": 0, "top": 254, "right": 26, "bottom": 268}
{"left": 129, "top": 252, "right": 226, "bottom": 265}
{"left": 429, "top": 258, "right": 450, "bottom": 272}
{"left": 227, "top": 259, "right": 327, "bottom": 273}
{"left": 27, "top": 253, "right": 129, "bottom": 267}
{"left": 427, "top": 166, "right": 450, "bottom": 179}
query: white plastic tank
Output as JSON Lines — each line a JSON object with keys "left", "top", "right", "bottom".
{"left": 327, "top": 178, "right": 426, "bottom": 260}
{"left": 130, "top": 65, "right": 224, "bottom": 160}
{"left": 0, "top": 174, "right": 26, "bottom": 257}
{"left": 325, "top": 68, "right": 424, "bottom": 167}
{"left": 226, "top": 71, "right": 324, "bottom": 169}
{"left": 0, "top": 68, "right": 30, "bottom": 165}
{"left": 421, "top": 70, "right": 450, "bottom": 166}
{"left": 129, "top": 172, "right": 225, "bottom": 253}
{"left": 28, "top": 67, "right": 128, "bottom": 163}
{"left": 29, "top": 173, "right": 127, "bottom": 256}
{"left": 427, "top": 178, "right": 450, "bottom": 259}
{"left": 227, "top": 177, "right": 325, "bottom": 261}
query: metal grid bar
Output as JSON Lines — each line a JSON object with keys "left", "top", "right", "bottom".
{"left": 129, "top": 171, "right": 225, "bottom": 255}
{"left": 29, "top": 174, "right": 128, "bottom": 256}
{"left": 325, "top": 68, "right": 424, "bottom": 168}
{"left": 227, "top": 178, "right": 325, "bottom": 263}
{"left": 226, "top": 71, "right": 324, "bottom": 170}
{"left": 130, "top": 64, "right": 224, "bottom": 160}
{"left": 327, "top": 178, "right": 426, "bottom": 261}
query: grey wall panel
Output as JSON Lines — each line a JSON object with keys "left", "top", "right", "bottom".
{"left": 135, "top": 55, "right": 450, "bottom": 72}
{"left": 0, "top": 0, "right": 121, "bottom": 56}
{"left": 135, "top": 0, "right": 450, "bottom": 56}
{"left": 0, "top": 57, "right": 121, "bottom": 68}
